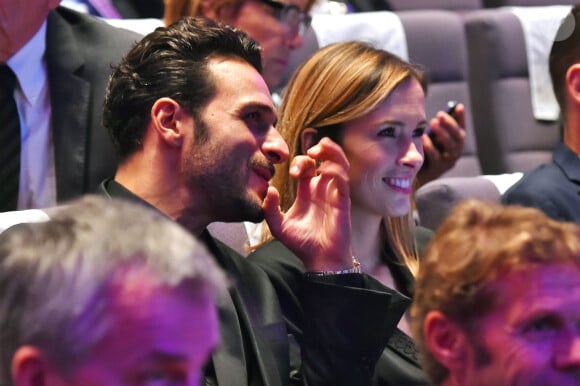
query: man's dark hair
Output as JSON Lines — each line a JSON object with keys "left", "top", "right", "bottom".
{"left": 103, "top": 16, "right": 262, "bottom": 160}
{"left": 549, "top": 5, "right": 580, "bottom": 116}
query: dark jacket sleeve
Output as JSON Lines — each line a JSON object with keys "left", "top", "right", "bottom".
{"left": 248, "top": 241, "right": 409, "bottom": 386}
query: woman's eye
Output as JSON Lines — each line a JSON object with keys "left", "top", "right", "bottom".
{"left": 413, "top": 127, "right": 427, "bottom": 138}
{"left": 377, "top": 127, "right": 396, "bottom": 137}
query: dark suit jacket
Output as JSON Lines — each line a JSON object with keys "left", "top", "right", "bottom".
{"left": 111, "top": 0, "right": 164, "bottom": 18}
{"left": 47, "top": 7, "right": 141, "bottom": 203}
{"left": 502, "top": 143, "right": 580, "bottom": 223}
{"left": 99, "top": 178, "right": 398, "bottom": 385}
{"left": 247, "top": 228, "right": 433, "bottom": 386}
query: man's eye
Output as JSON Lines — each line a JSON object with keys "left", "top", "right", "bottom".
{"left": 522, "top": 316, "right": 560, "bottom": 339}
{"left": 246, "top": 111, "right": 262, "bottom": 121}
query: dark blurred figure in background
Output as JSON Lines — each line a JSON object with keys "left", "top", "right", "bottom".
{"left": 62, "top": 0, "right": 165, "bottom": 18}
{"left": 503, "top": 5, "right": 580, "bottom": 223}
{"left": 164, "top": 0, "right": 312, "bottom": 90}
{"left": 0, "top": 1, "right": 140, "bottom": 211}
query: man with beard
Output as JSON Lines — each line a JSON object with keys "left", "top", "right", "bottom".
{"left": 411, "top": 199, "right": 580, "bottom": 386}
{"left": 99, "top": 16, "right": 398, "bottom": 386}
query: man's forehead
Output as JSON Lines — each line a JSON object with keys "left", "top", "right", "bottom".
{"left": 488, "top": 263, "right": 580, "bottom": 307}
{"left": 206, "top": 57, "right": 275, "bottom": 109}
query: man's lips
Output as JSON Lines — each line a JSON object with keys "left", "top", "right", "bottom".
{"left": 253, "top": 163, "right": 275, "bottom": 182}
{"left": 273, "top": 58, "right": 289, "bottom": 68}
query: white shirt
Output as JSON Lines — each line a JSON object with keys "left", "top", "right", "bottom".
{"left": 8, "top": 21, "right": 57, "bottom": 209}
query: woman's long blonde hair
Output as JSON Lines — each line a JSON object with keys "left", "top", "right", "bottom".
{"left": 265, "top": 41, "right": 427, "bottom": 276}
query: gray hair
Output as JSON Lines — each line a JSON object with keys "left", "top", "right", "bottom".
{"left": 0, "top": 195, "right": 227, "bottom": 384}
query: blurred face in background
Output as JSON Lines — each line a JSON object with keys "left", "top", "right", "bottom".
{"left": 59, "top": 277, "right": 219, "bottom": 386}
{"left": 450, "top": 263, "right": 580, "bottom": 386}
{"left": 217, "top": 0, "right": 308, "bottom": 88}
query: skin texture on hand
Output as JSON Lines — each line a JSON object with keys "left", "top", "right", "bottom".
{"left": 263, "top": 138, "right": 353, "bottom": 271}
{"left": 417, "top": 103, "right": 466, "bottom": 187}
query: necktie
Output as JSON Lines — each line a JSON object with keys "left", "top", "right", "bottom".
{"left": 0, "top": 64, "right": 20, "bottom": 211}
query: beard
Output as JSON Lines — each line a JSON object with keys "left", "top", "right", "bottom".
{"left": 181, "top": 119, "right": 267, "bottom": 224}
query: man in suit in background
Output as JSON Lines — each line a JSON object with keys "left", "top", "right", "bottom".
{"left": 100, "top": 16, "right": 398, "bottom": 385}
{"left": 62, "top": 0, "right": 165, "bottom": 18}
{"left": 503, "top": 5, "right": 580, "bottom": 222}
{"left": 0, "top": 0, "right": 140, "bottom": 211}
{"left": 0, "top": 195, "right": 226, "bottom": 386}
{"left": 411, "top": 199, "right": 580, "bottom": 386}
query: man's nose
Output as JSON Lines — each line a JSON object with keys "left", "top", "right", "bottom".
{"left": 554, "top": 334, "right": 580, "bottom": 370}
{"left": 263, "top": 127, "right": 289, "bottom": 164}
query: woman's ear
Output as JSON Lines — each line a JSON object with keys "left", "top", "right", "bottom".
{"left": 300, "top": 128, "right": 319, "bottom": 154}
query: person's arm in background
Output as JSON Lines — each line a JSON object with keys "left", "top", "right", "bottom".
{"left": 416, "top": 103, "right": 466, "bottom": 186}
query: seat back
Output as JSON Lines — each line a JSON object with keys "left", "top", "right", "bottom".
{"left": 385, "top": 0, "right": 482, "bottom": 11}
{"left": 415, "top": 173, "right": 522, "bottom": 230}
{"left": 483, "top": 0, "right": 578, "bottom": 7}
{"left": 399, "top": 10, "right": 481, "bottom": 177}
{"left": 0, "top": 206, "right": 67, "bottom": 233}
{"left": 464, "top": 8, "right": 561, "bottom": 174}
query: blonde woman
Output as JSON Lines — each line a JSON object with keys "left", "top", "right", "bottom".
{"left": 249, "top": 41, "right": 465, "bottom": 385}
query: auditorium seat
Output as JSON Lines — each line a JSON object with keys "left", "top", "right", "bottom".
{"left": 464, "top": 7, "right": 565, "bottom": 174}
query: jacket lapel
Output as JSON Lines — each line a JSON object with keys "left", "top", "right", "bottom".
{"left": 46, "top": 10, "right": 91, "bottom": 202}
{"left": 211, "top": 289, "right": 249, "bottom": 386}
{"left": 204, "top": 232, "right": 286, "bottom": 386}
{"left": 386, "top": 328, "right": 421, "bottom": 367}
{"left": 230, "top": 289, "right": 285, "bottom": 386}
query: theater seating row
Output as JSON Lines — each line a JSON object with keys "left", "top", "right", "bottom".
{"left": 348, "top": 0, "right": 578, "bottom": 13}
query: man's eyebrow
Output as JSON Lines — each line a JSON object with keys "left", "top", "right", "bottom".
{"left": 240, "top": 102, "right": 278, "bottom": 124}
{"left": 241, "top": 102, "right": 277, "bottom": 115}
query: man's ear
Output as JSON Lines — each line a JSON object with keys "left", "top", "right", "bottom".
{"left": 300, "top": 128, "right": 319, "bottom": 154}
{"left": 424, "top": 311, "right": 469, "bottom": 375}
{"left": 151, "top": 98, "right": 186, "bottom": 148}
{"left": 566, "top": 63, "right": 580, "bottom": 107}
{"left": 11, "top": 346, "right": 57, "bottom": 386}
